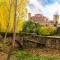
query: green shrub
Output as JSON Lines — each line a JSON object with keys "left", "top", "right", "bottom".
{"left": 23, "top": 21, "right": 39, "bottom": 33}
{"left": 56, "top": 27, "right": 60, "bottom": 35}
{"left": 22, "top": 21, "right": 55, "bottom": 36}
{"left": 11, "top": 49, "right": 33, "bottom": 60}
{"left": 38, "top": 26, "right": 55, "bottom": 36}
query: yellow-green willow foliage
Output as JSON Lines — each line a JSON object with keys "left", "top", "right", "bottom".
{"left": 0, "top": 0, "right": 28, "bottom": 32}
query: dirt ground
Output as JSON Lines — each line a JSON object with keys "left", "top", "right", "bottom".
{"left": 0, "top": 52, "right": 8, "bottom": 60}
{"left": 0, "top": 48, "right": 60, "bottom": 60}
{"left": 24, "top": 48, "right": 60, "bottom": 58}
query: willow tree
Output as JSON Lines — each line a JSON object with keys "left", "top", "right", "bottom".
{"left": 7, "top": 0, "right": 28, "bottom": 60}
{"left": 0, "top": 0, "right": 28, "bottom": 32}
{"left": 0, "top": 1, "right": 8, "bottom": 32}
{"left": 12, "top": 0, "right": 28, "bottom": 47}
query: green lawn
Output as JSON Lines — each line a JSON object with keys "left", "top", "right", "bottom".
{"left": 11, "top": 49, "right": 60, "bottom": 60}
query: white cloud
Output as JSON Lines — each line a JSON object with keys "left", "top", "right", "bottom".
{"left": 42, "top": 2, "right": 60, "bottom": 21}
{"left": 28, "top": 0, "right": 60, "bottom": 21}
{"left": 28, "top": 0, "right": 44, "bottom": 14}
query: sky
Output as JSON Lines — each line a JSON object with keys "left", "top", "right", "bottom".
{"left": 27, "top": 0, "right": 60, "bottom": 21}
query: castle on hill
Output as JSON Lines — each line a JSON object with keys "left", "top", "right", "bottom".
{"left": 28, "top": 13, "right": 59, "bottom": 26}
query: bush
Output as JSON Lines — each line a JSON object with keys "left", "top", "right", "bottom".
{"left": 23, "top": 21, "right": 41, "bottom": 33}
{"left": 0, "top": 38, "right": 12, "bottom": 52}
{"left": 11, "top": 49, "right": 33, "bottom": 60}
{"left": 56, "top": 27, "right": 60, "bottom": 35}
{"left": 22, "top": 21, "right": 55, "bottom": 36}
{"left": 0, "top": 35, "right": 2, "bottom": 40}
{"left": 38, "top": 26, "right": 55, "bottom": 36}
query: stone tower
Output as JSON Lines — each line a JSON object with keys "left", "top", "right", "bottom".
{"left": 53, "top": 13, "right": 59, "bottom": 27}
{"left": 28, "top": 13, "right": 31, "bottom": 20}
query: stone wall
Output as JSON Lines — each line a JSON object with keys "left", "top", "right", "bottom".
{"left": 20, "top": 35, "right": 60, "bottom": 49}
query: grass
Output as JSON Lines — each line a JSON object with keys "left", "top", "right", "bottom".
{"left": 11, "top": 49, "right": 60, "bottom": 60}
{"left": 0, "top": 37, "right": 60, "bottom": 60}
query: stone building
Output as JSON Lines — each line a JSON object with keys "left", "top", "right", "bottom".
{"left": 53, "top": 13, "right": 59, "bottom": 27}
{"left": 28, "top": 13, "right": 48, "bottom": 25}
{"left": 28, "top": 13, "right": 59, "bottom": 26}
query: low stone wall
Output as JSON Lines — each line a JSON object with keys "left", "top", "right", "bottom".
{"left": 46, "top": 39, "right": 60, "bottom": 49}
{"left": 20, "top": 35, "right": 60, "bottom": 49}
{"left": 0, "top": 32, "right": 60, "bottom": 49}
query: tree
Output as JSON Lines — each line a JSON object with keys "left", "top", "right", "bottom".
{"left": 22, "top": 21, "right": 41, "bottom": 34}
{"left": 23, "top": 21, "right": 36, "bottom": 33}
{"left": 6, "top": 0, "right": 28, "bottom": 60}
{"left": 0, "top": 0, "right": 28, "bottom": 32}
{"left": 0, "top": 1, "right": 8, "bottom": 32}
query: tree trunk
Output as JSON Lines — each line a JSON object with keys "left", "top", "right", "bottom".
{"left": 4, "top": 0, "right": 12, "bottom": 41}
{"left": 7, "top": 0, "right": 17, "bottom": 60}
{"left": 12, "top": 0, "right": 17, "bottom": 48}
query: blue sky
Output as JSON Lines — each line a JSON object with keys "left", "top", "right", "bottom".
{"left": 40, "top": 0, "right": 57, "bottom": 5}
{"left": 27, "top": 0, "right": 60, "bottom": 21}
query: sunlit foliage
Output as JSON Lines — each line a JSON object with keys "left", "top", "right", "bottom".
{"left": 38, "top": 26, "right": 55, "bottom": 35}
{"left": 0, "top": 0, "right": 28, "bottom": 32}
